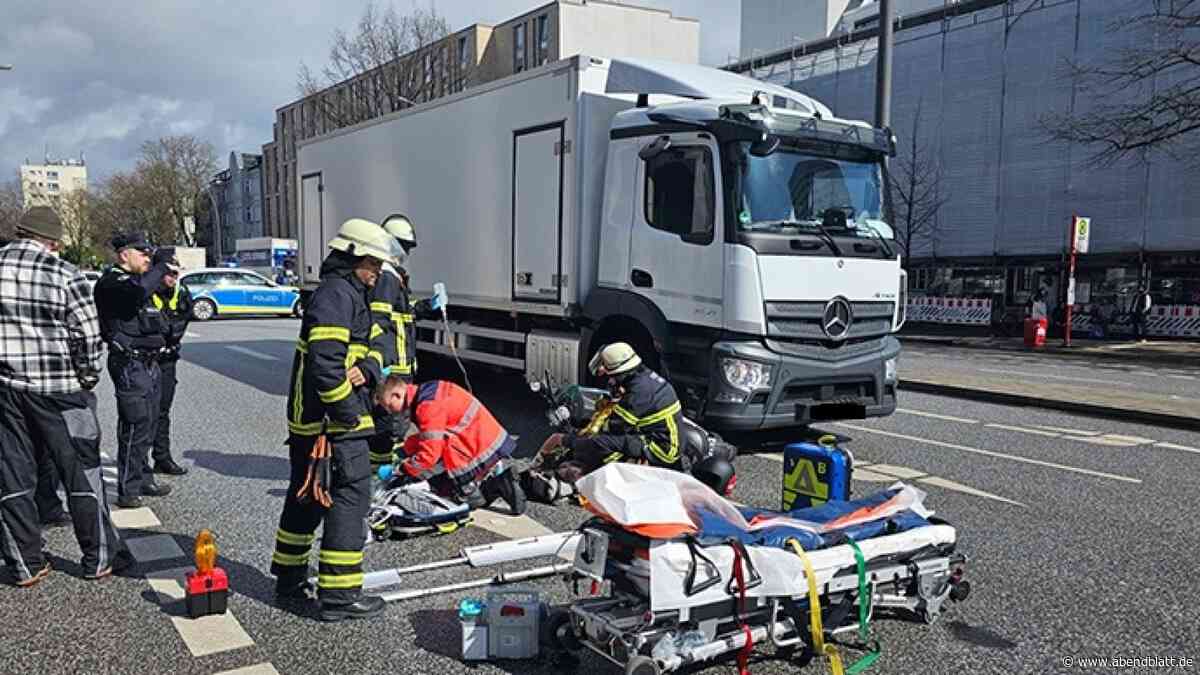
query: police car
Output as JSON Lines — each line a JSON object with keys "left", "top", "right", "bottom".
{"left": 179, "top": 268, "right": 302, "bottom": 321}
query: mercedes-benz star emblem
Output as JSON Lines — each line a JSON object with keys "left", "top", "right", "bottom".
{"left": 822, "top": 297, "right": 853, "bottom": 340}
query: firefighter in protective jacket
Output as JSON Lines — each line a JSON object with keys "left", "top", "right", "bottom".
{"left": 538, "top": 342, "right": 684, "bottom": 482}
{"left": 270, "top": 218, "right": 396, "bottom": 622}
{"left": 376, "top": 375, "right": 525, "bottom": 515}
{"left": 366, "top": 214, "right": 439, "bottom": 467}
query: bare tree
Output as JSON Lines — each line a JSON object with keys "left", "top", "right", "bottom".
{"left": 0, "top": 173, "right": 22, "bottom": 244}
{"left": 1041, "top": 0, "right": 1200, "bottom": 164}
{"left": 137, "top": 135, "right": 217, "bottom": 246}
{"left": 887, "top": 102, "right": 947, "bottom": 261}
{"left": 298, "top": 2, "right": 458, "bottom": 131}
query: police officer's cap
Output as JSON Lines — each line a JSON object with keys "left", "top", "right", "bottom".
{"left": 111, "top": 232, "right": 153, "bottom": 253}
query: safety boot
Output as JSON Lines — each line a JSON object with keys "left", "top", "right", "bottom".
{"left": 319, "top": 595, "right": 386, "bottom": 622}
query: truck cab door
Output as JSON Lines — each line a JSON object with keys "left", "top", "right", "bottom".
{"left": 628, "top": 136, "right": 724, "bottom": 328}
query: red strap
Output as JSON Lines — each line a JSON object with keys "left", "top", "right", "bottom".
{"left": 731, "top": 545, "right": 754, "bottom": 675}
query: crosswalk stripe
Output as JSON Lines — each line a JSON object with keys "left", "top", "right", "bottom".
{"left": 215, "top": 665, "right": 281, "bottom": 675}
{"left": 146, "top": 567, "right": 255, "bottom": 657}
{"left": 471, "top": 509, "right": 552, "bottom": 539}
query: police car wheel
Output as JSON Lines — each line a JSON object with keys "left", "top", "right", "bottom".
{"left": 193, "top": 298, "right": 216, "bottom": 321}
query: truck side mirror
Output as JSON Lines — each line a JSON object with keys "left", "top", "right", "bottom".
{"left": 638, "top": 136, "right": 671, "bottom": 162}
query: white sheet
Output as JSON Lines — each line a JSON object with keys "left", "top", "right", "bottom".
{"left": 647, "top": 525, "right": 957, "bottom": 612}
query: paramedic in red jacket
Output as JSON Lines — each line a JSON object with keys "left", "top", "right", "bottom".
{"left": 376, "top": 375, "right": 526, "bottom": 515}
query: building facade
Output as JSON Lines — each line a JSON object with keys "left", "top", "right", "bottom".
{"left": 208, "top": 152, "right": 263, "bottom": 262}
{"left": 262, "top": 0, "right": 699, "bottom": 240}
{"left": 732, "top": 0, "right": 1200, "bottom": 330}
{"left": 20, "top": 157, "right": 87, "bottom": 208}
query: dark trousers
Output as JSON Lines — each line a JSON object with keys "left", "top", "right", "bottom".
{"left": 271, "top": 435, "right": 371, "bottom": 605}
{"left": 1133, "top": 312, "right": 1146, "bottom": 340}
{"left": 557, "top": 434, "right": 636, "bottom": 483}
{"left": 108, "top": 354, "right": 162, "bottom": 498}
{"left": 152, "top": 359, "right": 179, "bottom": 465}
{"left": 36, "top": 448, "right": 67, "bottom": 522}
{"left": 0, "top": 387, "right": 125, "bottom": 581}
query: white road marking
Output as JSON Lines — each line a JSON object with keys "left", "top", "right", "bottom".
{"left": 917, "top": 476, "right": 1026, "bottom": 507}
{"left": 215, "top": 665, "right": 282, "bottom": 675}
{"left": 225, "top": 345, "right": 278, "bottom": 361}
{"left": 185, "top": 331, "right": 202, "bottom": 340}
{"left": 757, "top": 453, "right": 783, "bottom": 462}
{"left": 1155, "top": 441, "right": 1200, "bottom": 455}
{"left": 124, "top": 534, "right": 186, "bottom": 562}
{"left": 471, "top": 509, "right": 552, "bottom": 539}
{"left": 111, "top": 507, "right": 162, "bottom": 529}
{"left": 975, "top": 368, "right": 1132, "bottom": 387}
{"left": 852, "top": 468, "right": 899, "bottom": 482}
{"left": 833, "top": 422, "right": 1142, "bottom": 484}
{"left": 865, "top": 463, "right": 927, "bottom": 480}
{"left": 1067, "top": 434, "right": 1155, "bottom": 447}
{"left": 1034, "top": 425, "right": 1102, "bottom": 436}
{"left": 1166, "top": 374, "right": 1195, "bottom": 380}
{"left": 896, "top": 409, "right": 978, "bottom": 424}
{"left": 146, "top": 567, "right": 255, "bottom": 657}
{"left": 984, "top": 423, "right": 1061, "bottom": 437}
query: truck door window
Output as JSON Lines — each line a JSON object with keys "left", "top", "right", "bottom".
{"left": 644, "top": 146, "right": 715, "bottom": 245}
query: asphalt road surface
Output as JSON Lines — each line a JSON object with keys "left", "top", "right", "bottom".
{"left": 3, "top": 318, "right": 1198, "bottom": 675}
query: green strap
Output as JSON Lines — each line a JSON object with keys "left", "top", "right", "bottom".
{"left": 845, "top": 539, "right": 882, "bottom": 675}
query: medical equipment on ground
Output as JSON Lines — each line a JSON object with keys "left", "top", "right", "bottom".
{"left": 781, "top": 435, "right": 853, "bottom": 510}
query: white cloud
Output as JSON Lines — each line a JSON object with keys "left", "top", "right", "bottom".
{"left": 5, "top": 20, "right": 95, "bottom": 57}
{"left": 0, "top": 87, "right": 54, "bottom": 137}
{"left": 44, "top": 94, "right": 185, "bottom": 149}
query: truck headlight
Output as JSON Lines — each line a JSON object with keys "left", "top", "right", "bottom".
{"left": 885, "top": 357, "right": 898, "bottom": 383}
{"left": 721, "top": 357, "right": 772, "bottom": 392}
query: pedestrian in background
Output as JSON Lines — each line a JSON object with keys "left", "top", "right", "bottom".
{"left": 94, "top": 233, "right": 176, "bottom": 509}
{"left": 0, "top": 206, "right": 134, "bottom": 586}
{"left": 150, "top": 249, "right": 192, "bottom": 476}
{"left": 1132, "top": 284, "right": 1153, "bottom": 342}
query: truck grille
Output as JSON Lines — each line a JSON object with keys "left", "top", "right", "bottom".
{"left": 765, "top": 301, "right": 895, "bottom": 342}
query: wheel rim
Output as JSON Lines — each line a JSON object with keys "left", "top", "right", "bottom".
{"left": 195, "top": 301, "right": 214, "bottom": 320}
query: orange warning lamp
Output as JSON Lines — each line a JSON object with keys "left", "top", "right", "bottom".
{"left": 185, "top": 529, "right": 228, "bottom": 618}
{"left": 194, "top": 529, "right": 217, "bottom": 573}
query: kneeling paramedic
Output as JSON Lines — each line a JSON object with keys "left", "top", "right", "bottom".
{"left": 270, "top": 218, "right": 396, "bottom": 622}
{"left": 376, "top": 375, "right": 526, "bottom": 516}
{"left": 538, "top": 342, "right": 684, "bottom": 483}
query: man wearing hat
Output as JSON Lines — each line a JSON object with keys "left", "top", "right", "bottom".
{"left": 0, "top": 206, "right": 134, "bottom": 586}
{"left": 94, "top": 232, "right": 176, "bottom": 508}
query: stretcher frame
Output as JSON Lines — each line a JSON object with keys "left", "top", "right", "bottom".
{"left": 559, "top": 526, "right": 969, "bottom": 674}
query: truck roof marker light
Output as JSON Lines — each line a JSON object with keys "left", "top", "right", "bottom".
{"left": 194, "top": 529, "right": 217, "bottom": 574}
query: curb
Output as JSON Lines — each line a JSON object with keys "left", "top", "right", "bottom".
{"left": 900, "top": 336, "right": 1198, "bottom": 368}
{"left": 899, "top": 380, "right": 1200, "bottom": 432}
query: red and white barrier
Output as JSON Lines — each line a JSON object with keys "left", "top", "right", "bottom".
{"left": 1071, "top": 304, "right": 1200, "bottom": 338}
{"left": 906, "top": 296, "right": 992, "bottom": 326}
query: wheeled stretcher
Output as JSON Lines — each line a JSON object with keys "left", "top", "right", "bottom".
{"left": 548, "top": 464, "right": 971, "bottom": 674}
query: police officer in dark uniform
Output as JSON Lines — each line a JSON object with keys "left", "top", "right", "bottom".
{"left": 538, "top": 342, "right": 685, "bottom": 482}
{"left": 93, "top": 233, "right": 174, "bottom": 508}
{"left": 270, "top": 218, "right": 395, "bottom": 621}
{"left": 150, "top": 248, "right": 192, "bottom": 476}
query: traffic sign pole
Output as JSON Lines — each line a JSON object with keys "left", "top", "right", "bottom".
{"left": 1065, "top": 214, "right": 1077, "bottom": 347}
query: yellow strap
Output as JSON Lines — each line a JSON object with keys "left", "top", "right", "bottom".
{"left": 308, "top": 326, "right": 350, "bottom": 343}
{"left": 788, "top": 539, "right": 846, "bottom": 675}
{"left": 370, "top": 301, "right": 392, "bottom": 313}
{"left": 275, "top": 529, "right": 315, "bottom": 546}
{"left": 318, "top": 549, "right": 364, "bottom": 566}
{"left": 317, "top": 572, "right": 365, "bottom": 589}
{"left": 318, "top": 379, "right": 353, "bottom": 403}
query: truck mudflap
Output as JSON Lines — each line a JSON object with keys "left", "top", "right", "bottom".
{"left": 702, "top": 336, "right": 900, "bottom": 431}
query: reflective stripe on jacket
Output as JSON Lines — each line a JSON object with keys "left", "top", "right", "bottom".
{"left": 401, "top": 380, "right": 514, "bottom": 480}
{"left": 604, "top": 367, "right": 684, "bottom": 469}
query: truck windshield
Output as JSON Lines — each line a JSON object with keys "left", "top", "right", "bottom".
{"left": 730, "top": 142, "right": 889, "bottom": 239}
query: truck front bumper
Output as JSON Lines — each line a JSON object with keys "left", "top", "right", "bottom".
{"left": 703, "top": 336, "right": 900, "bottom": 431}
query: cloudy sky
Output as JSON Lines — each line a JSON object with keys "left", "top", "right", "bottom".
{"left": 0, "top": 0, "right": 740, "bottom": 182}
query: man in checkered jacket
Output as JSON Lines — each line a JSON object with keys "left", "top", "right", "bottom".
{"left": 0, "top": 206, "right": 133, "bottom": 587}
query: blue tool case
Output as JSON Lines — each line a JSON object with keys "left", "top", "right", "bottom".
{"left": 781, "top": 440, "right": 853, "bottom": 510}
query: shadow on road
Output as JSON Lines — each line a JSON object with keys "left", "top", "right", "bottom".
{"left": 183, "top": 448, "right": 289, "bottom": 481}
{"left": 947, "top": 620, "right": 1018, "bottom": 650}
{"left": 181, "top": 340, "right": 294, "bottom": 397}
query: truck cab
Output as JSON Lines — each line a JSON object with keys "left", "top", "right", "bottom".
{"left": 588, "top": 62, "right": 904, "bottom": 429}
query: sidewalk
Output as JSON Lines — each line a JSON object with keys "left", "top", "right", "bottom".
{"left": 899, "top": 334, "right": 1200, "bottom": 431}
{"left": 901, "top": 333, "right": 1200, "bottom": 368}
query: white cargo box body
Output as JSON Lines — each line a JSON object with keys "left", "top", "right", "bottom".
{"left": 296, "top": 56, "right": 632, "bottom": 317}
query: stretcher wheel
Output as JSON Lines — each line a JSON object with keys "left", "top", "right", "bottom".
{"left": 543, "top": 609, "right": 580, "bottom": 651}
{"left": 625, "top": 655, "right": 662, "bottom": 675}
{"left": 950, "top": 580, "right": 971, "bottom": 603}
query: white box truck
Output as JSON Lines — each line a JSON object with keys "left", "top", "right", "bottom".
{"left": 234, "top": 237, "right": 298, "bottom": 279}
{"left": 296, "top": 56, "right": 906, "bottom": 432}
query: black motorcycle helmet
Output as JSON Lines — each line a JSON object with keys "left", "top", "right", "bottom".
{"left": 692, "top": 456, "right": 736, "bottom": 496}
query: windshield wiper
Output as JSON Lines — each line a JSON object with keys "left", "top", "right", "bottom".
{"left": 857, "top": 221, "right": 895, "bottom": 259}
{"left": 786, "top": 219, "right": 843, "bottom": 257}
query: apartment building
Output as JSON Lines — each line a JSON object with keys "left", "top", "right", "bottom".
{"left": 208, "top": 152, "right": 264, "bottom": 261}
{"left": 20, "top": 157, "right": 87, "bottom": 208}
{"left": 262, "top": 0, "right": 699, "bottom": 240}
